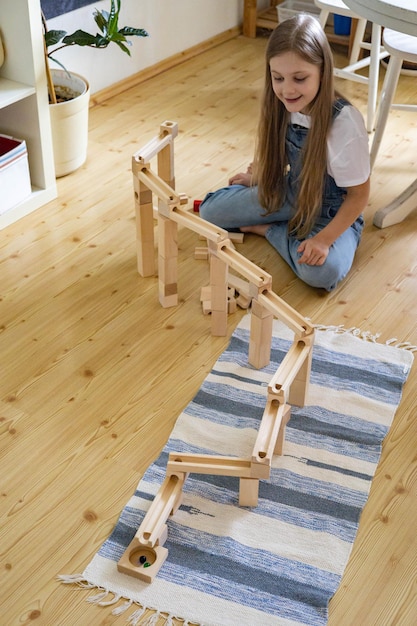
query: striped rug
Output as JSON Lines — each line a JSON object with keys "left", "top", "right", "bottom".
{"left": 59, "top": 315, "right": 414, "bottom": 625}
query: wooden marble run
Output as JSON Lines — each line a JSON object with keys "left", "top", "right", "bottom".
{"left": 118, "top": 121, "right": 315, "bottom": 583}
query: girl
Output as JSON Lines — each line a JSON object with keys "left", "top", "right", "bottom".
{"left": 199, "top": 14, "right": 370, "bottom": 291}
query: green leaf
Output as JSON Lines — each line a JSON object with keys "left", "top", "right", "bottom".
{"left": 107, "top": 0, "right": 118, "bottom": 35}
{"left": 119, "top": 27, "right": 149, "bottom": 38}
{"left": 94, "top": 10, "right": 108, "bottom": 35}
{"left": 62, "top": 30, "right": 102, "bottom": 47}
{"left": 45, "top": 29, "right": 67, "bottom": 47}
{"left": 115, "top": 41, "right": 131, "bottom": 56}
{"left": 47, "top": 55, "right": 69, "bottom": 72}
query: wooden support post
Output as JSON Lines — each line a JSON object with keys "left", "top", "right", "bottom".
{"left": 133, "top": 159, "right": 155, "bottom": 277}
{"left": 249, "top": 299, "right": 274, "bottom": 369}
{"left": 239, "top": 478, "right": 259, "bottom": 507}
{"left": 157, "top": 121, "right": 178, "bottom": 190}
{"left": 208, "top": 242, "right": 228, "bottom": 337}
{"left": 158, "top": 213, "right": 178, "bottom": 308}
{"left": 274, "top": 404, "right": 292, "bottom": 456}
{"left": 288, "top": 333, "right": 314, "bottom": 407}
{"left": 133, "top": 121, "right": 178, "bottom": 277}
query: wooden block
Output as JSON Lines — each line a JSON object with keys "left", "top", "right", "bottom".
{"left": 228, "top": 232, "right": 245, "bottom": 244}
{"left": 288, "top": 345, "right": 312, "bottom": 406}
{"left": 200, "top": 286, "right": 212, "bottom": 315}
{"left": 158, "top": 259, "right": 177, "bottom": 285}
{"left": 274, "top": 405, "right": 291, "bottom": 456}
{"left": 158, "top": 214, "right": 178, "bottom": 308}
{"left": 134, "top": 174, "right": 156, "bottom": 277}
{"left": 158, "top": 280, "right": 178, "bottom": 308}
{"left": 211, "top": 287, "right": 228, "bottom": 312}
{"left": 158, "top": 214, "right": 178, "bottom": 259}
{"left": 239, "top": 478, "right": 259, "bottom": 507}
{"left": 209, "top": 253, "right": 228, "bottom": 334}
{"left": 200, "top": 286, "right": 211, "bottom": 301}
{"left": 250, "top": 460, "right": 271, "bottom": 479}
{"left": 228, "top": 297, "right": 237, "bottom": 314}
{"left": 248, "top": 300, "right": 273, "bottom": 369}
{"left": 194, "top": 246, "right": 209, "bottom": 260}
{"left": 211, "top": 310, "right": 227, "bottom": 336}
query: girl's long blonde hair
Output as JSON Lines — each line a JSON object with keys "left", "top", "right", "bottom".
{"left": 253, "top": 14, "right": 338, "bottom": 238}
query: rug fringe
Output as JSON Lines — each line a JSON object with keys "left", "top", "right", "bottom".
{"left": 112, "top": 599, "right": 134, "bottom": 616}
{"left": 314, "top": 324, "right": 417, "bottom": 352}
{"left": 57, "top": 575, "right": 195, "bottom": 625}
{"left": 56, "top": 573, "right": 97, "bottom": 589}
{"left": 127, "top": 606, "right": 147, "bottom": 625}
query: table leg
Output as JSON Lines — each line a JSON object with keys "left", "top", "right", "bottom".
{"left": 373, "top": 178, "right": 417, "bottom": 228}
{"left": 243, "top": 0, "right": 258, "bottom": 38}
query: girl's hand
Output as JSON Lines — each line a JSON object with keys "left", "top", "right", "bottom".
{"left": 229, "top": 163, "right": 253, "bottom": 187}
{"left": 229, "top": 172, "right": 252, "bottom": 186}
{"left": 297, "top": 237, "right": 329, "bottom": 266}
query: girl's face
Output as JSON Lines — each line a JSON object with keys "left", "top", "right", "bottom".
{"left": 269, "top": 51, "right": 321, "bottom": 114}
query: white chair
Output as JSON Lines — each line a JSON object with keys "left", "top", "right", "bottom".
{"left": 314, "top": 0, "right": 388, "bottom": 132}
{"left": 370, "top": 29, "right": 417, "bottom": 169}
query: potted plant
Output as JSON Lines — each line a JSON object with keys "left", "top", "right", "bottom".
{"left": 42, "top": 0, "right": 148, "bottom": 177}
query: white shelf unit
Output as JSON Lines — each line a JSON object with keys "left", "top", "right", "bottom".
{"left": 0, "top": 0, "right": 57, "bottom": 230}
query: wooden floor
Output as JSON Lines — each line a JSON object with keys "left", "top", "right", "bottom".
{"left": 1, "top": 33, "right": 416, "bottom": 626}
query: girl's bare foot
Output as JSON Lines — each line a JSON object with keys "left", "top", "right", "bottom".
{"left": 240, "top": 224, "right": 270, "bottom": 237}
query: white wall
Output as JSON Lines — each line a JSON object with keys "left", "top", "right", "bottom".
{"left": 46, "top": 0, "right": 270, "bottom": 95}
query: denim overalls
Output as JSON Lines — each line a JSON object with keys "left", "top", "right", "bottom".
{"left": 286, "top": 98, "right": 364, "bottom": 231}
{"left": 200, "top": 100, "right": 365, "bottom": 291}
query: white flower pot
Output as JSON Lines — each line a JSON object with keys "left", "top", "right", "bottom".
{"left": 49, "top": 70, "right": 90, "bottom": 177}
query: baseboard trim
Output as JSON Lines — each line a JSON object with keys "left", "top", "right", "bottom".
{"left": 90, "top": 26, "right": 242, "bottom": 107}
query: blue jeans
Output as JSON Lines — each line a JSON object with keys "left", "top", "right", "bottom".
{"left": 199, "top": 184, "right": 363, "bottom": 291}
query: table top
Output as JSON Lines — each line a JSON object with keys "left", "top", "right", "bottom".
{"left": 345, "top": 0, "right": 417, "bottom": 37}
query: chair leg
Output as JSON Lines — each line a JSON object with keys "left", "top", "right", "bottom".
{"left": 364, "top": 23, "right": 382, "bottom": 133}
{"left": 318, "top": 9, "right": 329, "bottom": 29}
{"left": 370, "top": 54, "right": 403, "bottom": 169}
{"left": 348, "top": 18, "right": 367, "bottom": 65}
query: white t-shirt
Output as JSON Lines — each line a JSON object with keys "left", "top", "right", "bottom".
{"left": 291, "top": 106, "right": 370, "bottom": 188}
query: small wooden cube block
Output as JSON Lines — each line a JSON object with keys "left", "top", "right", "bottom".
{"left": 200, "top": 286, "right": 212, "bottom": 301}
{"left": 228, "top": 298, "right": 237, "bottom": 314}
{"left": 194, "top": 247, "right": 209, "bottom": 260}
